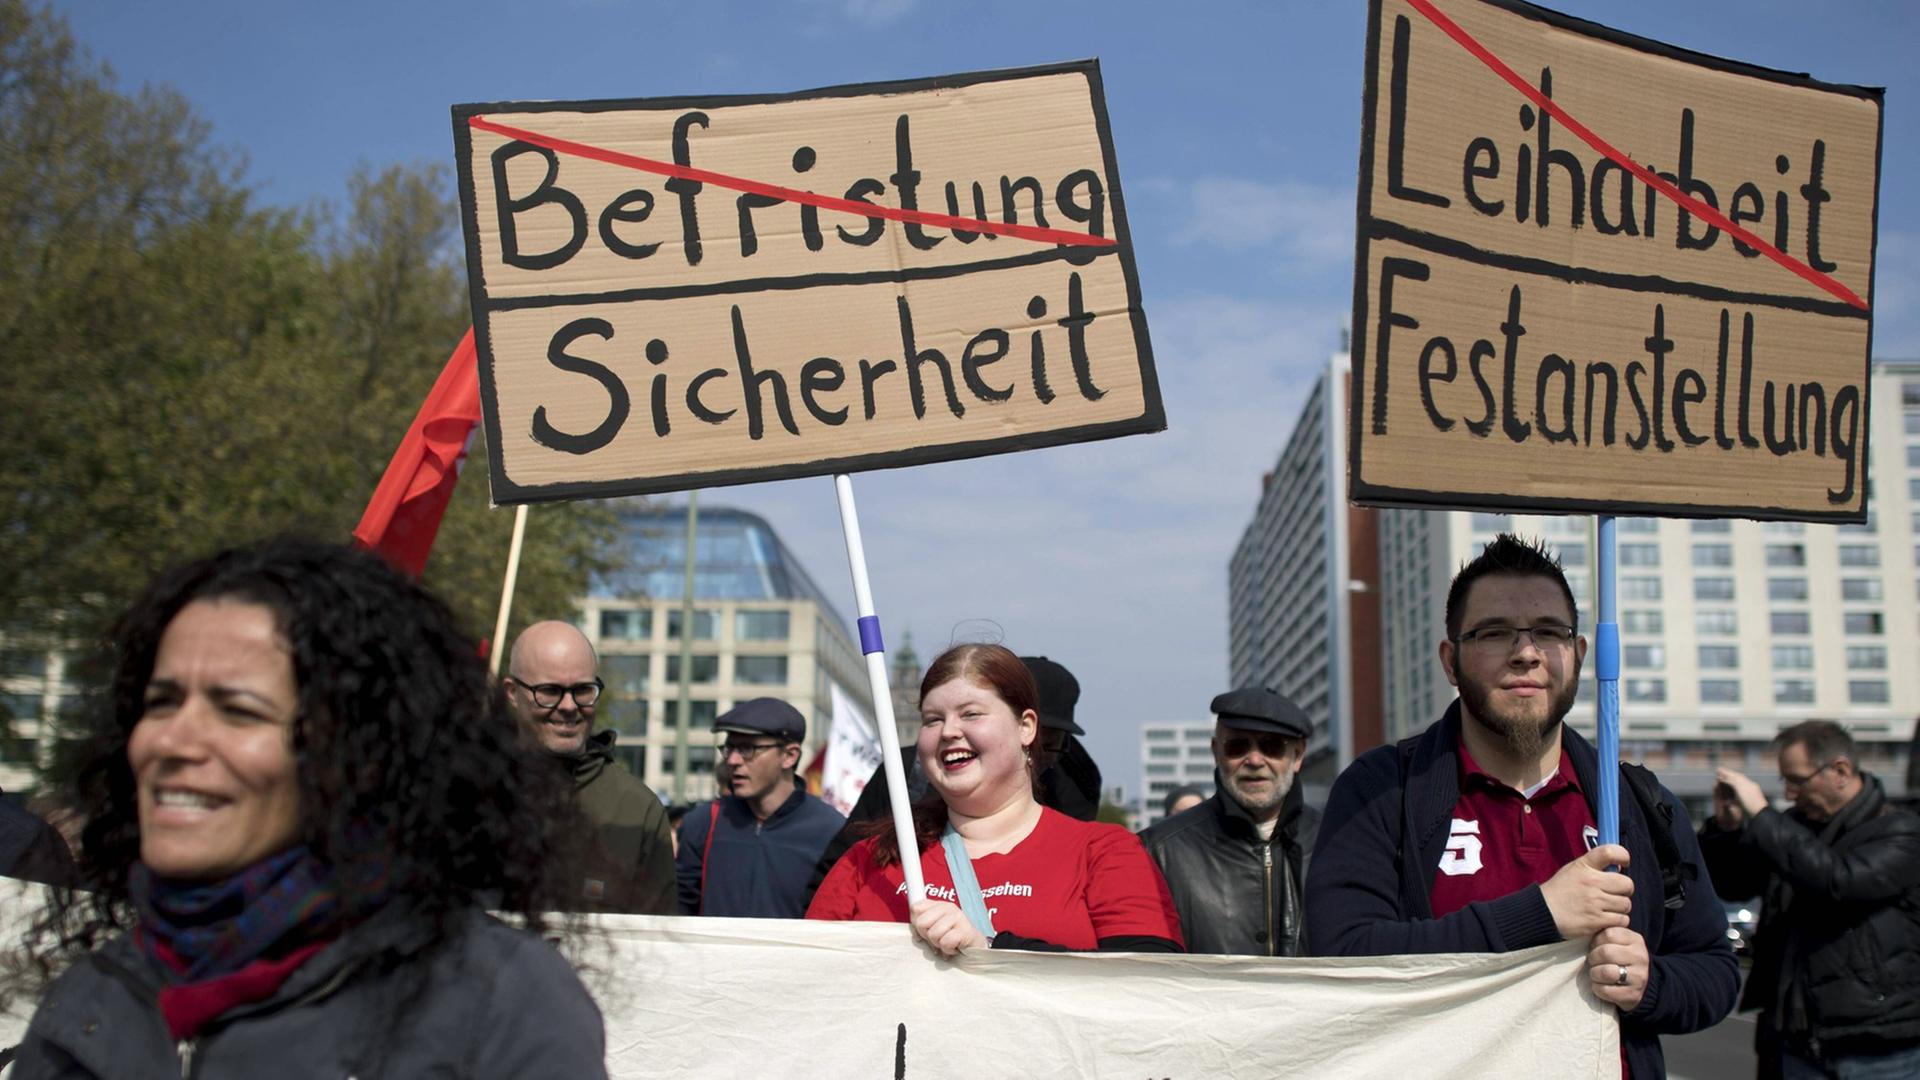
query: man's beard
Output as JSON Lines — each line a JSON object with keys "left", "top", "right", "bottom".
{"left": 1223, "top": 765, "right": 1294, "bottom": 816}
{"left": 1457, "top": 669, "right": 1580, "bottom": 762}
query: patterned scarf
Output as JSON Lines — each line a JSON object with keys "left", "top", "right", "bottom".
{"left": 130, "top": 845, "right": 350, "bottom": 984}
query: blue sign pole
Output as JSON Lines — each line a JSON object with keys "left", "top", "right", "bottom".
{"left": 1594, "top": 514, "right": 1621, "bottom": 847}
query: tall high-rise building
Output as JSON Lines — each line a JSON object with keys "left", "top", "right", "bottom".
{"left": 1137, "top": 720, "right": 1217, "bottom": 829}
{"left": 1228, "top": 352, "right": 1383, "bottom": 798}
{"left": 583, "top": 504, "right": 873, "bottom": 802}
{"left": 1378, "top": 360, "right": 1920, "bottom": 810}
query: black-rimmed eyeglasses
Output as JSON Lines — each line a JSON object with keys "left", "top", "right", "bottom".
{"left": 507, "top": 676, "right": 603, "bottom": 709}
{"left": 1452, "top": 624, "right": 1577, "bottom": 651}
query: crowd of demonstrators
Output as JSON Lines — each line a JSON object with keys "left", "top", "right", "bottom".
{"left": 1, "top": 789, "right": 73, "bottom": 887}
{"left": 674, "top": 698, "right": 844, "bottom": 917}
{"left": 802, "top": 654, "right": 1104, "bottom": 907}
{"left": 1305, "top": 534, "right": 1739, "bottom": 1079}
{"left": 1141, "top": 687, "right": 1320, "bottom": 956}
{"left": 807, "top": 644, "right": 1182, "bottom": 955}
{"left": 505, "top": 620, "right": 675, "bottom": 915}
{"left": 1700, "top": 720, "right": 1920, "bottom": 1078}
{"left": 3, "top": 538, "right": 607, "bottom": 1079}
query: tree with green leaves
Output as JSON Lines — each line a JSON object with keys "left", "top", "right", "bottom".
{"left": 0, "top": 0, "right": 617, "bottom": 709}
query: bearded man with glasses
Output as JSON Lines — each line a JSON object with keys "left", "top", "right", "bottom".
{"left": 1700, "top": 720, "right": 1920, "bottom": 1078}
{"left": 1139, "top": 686, "right": 1320, "bottom": 955}
{"left": 675, "top": 697, "right": 845, "bottom": 917}
{"left": 1306, "top": 534, "right": 1736, "bottom": 1080}
{"left": 506, "top": 620, "right": 675, "bottom": 914}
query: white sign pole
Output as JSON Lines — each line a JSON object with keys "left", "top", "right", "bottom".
{"left": 833, "top": 473, "right": 925, "bottom": 903}
{"left": 488, "top": 503, "right": 530, "bottom": 676}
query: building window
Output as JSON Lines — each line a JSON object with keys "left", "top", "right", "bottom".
{"left": 1624, "top": 645, "right": 1665, "bottom": 670}
{"left": 1843, "top": 612, "right": 1884, "bottom": 635}
{"left": 734, "top": 655, "right": 789, "bottom": 685}
{"left": 0, "top": 692, "right": 39, "bottom": 725}
{"left": 0, "top": 649, "right": 47, "bottom": 679}
{"left": 1148, "top": 745, "right": 1179, "bottom": 760}
{"left": 1699, "top": 679, "right": 1741, "bottom": 704}
{"left": 1845, "top": 646, "right": 1888, "bottom": 670}
{"left": 1841, "top": 578, "right": 1883, "bottom": 602}
{"left": 1694, "top": 577, "right": 1736, "bottom": 602}
{"left": 1771, "top": 645, "right": 1814, "bottom": 670}
{"left": 1694, "top": 610, "right": 1739, "bottom": 635}
{"left": 599, "top": 608, "right": 652, "bottom": 640}
{"left": 1555, "top": 544, "right": 1588, "bottom": 567}
{"left": 1768, "top": 578, "right": 1809, "bottom": 602}
{"left": 665, "top": 609, "right": 719, "bottom": 641}
{"left": 1626, "top": 678, "right": 1667, "bottom": 703}
{"left": 1838, "top": 544, "right": 1880, "bottom": 568}
{"left": 1144, "top": 763, "right": 1176, "bottom": 777}
{"left": 1691, "top": 519, "right": 1731, "bottom": 534}
{"left": 1765, "top": 544, "right": 1806, "bottom": 568}
{"left": 601, "top": 654, "right": 650, "bottom": 696}
{"left": 1849, "top": 680, "right": 1891, "bottom": 705}
{"left": 1907, "top": 411, "right": 1920, "bottom": 434}
{"left": 660, "top": 699, "right": 719, "bottom": 729}
{"left": 1471, "top": 513, "right": 1511, "bottom": 532}
{"left": 660, "top": 744, "right": 719, "bottom": 772}
{"left": 664, "top": 654, "right": 720, "bottom": 683}
{"left": 1698, "top": 645, "right": 1739, "bottom": 670}
{"left": 1619, "top": 518, "right": 1659, "bottom": 533}
{"left": 611, "top": 745, "right": 647, "bottom": 776}
{"left": 1619, "top": 543, "right": 1660, "bottom": 567}
{"left": 1144, "top": 729, "right": 1175, "bottom": 742}
{"left": 1621, "top": 610, "right": 1664, "bottom": 634}
{"left": 1771, "top": 611, "right": 1812, "bottom": 635}
{"left": 599, "top": 698, "right": 647, "bottom": 736}
{"left": 1621, "top": 576, "right": 1662, "bottom": 601}
{"left": 1690, "top": 544, "right": 1732, "bottom": 568}
{"left": 735, "top": 610, "right": 791, "bottom": 641}
{"left": 1763, "top": 521, "right": 1807, "bottom": 535}
{"left": 1773, "top": 679, "right": 1815, "bottom": 705}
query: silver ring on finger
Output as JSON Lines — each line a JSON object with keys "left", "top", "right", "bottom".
{"left": 1616, "top": 963, "right": 1629, "bottom": 986}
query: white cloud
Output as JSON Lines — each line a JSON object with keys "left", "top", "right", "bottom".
{"left": 1170, "top": 176, "right": 1355, "bottom": 264}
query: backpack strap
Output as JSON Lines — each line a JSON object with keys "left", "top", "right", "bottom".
{"left": 1619, "top": 761, "right": 1695, "bottom": 910}
{"left": 698, "top": 800, "right": 721, "bottom": 915}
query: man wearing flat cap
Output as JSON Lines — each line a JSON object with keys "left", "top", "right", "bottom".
{"left": 675, "top": 697, "right": 845, "bottom": 918}
{"left": 1139, "top": 686, "right": 1320, "bottom": 955}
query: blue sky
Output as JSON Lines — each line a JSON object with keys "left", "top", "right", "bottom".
{"left": 54, "top": 0, "right": 1919, "bottom": 802}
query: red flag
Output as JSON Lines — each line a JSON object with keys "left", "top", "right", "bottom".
{"left": 351, "top": 328, "right": 482, "bottom": 578}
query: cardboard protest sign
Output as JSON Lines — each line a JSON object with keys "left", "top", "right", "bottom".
{"left": 1350, "top": 0, "right": 1881, "bottom": 522}
{"left": 452, "top": 62, "right": 1160, "bottom": 504}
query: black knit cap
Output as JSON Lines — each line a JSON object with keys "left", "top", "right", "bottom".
{"left": 1020, "top": 656, "right": 1084, "bottom": 735}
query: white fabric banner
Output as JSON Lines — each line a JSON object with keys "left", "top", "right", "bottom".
{"left": 0, "top": 885, "right": 1620, "bottom": 1078}
{"left": 818, "top": 679, "right": 883, "bottom": 816}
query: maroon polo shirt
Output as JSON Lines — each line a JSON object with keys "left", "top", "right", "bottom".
{"left": 1429, "top": 738, "right": 1597, "bottom": 918}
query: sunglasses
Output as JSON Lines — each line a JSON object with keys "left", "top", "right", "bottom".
{"left": 1218, "top": 732, "right": 1301, "bottom": 760}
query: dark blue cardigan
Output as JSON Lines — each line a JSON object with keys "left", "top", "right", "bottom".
{"left": 1305, "top": 702, "right": 1739, "bottom": 1079}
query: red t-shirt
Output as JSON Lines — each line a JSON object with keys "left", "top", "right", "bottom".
{"left": 1428, "top": 740, "right": 1597, "bottom": 919}
{"left": 806, "top": 806, "right": 1183, "bottom": 949}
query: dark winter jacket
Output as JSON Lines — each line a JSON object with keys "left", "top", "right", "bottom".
{"left": 676, "top": 785, "right": 844, "bottom": 918}
{"left": 1698, "top": 773, "right": 1920, "bottom": 1056}
{"left": 570, "top": 730, "right": 676, "bottom": 915}
{"left": 1139, "top": 777, "right": 1321, "bottom": 955}
{"left": 1305, "top": 701, "right": 1739, "bottom": 1080}
{"left": 10, "top": 905, "right": 606, "bottom": 1079}
{"left": 0, "top": 795, "right": 73, "bottom": 887}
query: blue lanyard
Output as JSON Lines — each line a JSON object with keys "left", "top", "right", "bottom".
{"left": 940, "top": 824, "right": 997, "bottom": 937}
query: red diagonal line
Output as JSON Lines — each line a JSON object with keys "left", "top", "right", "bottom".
{"left": 1404, "top": 0, "right": 1868, "bottom": 312}
{"left": 470, "top": 115, "right": 1117, "bottom": 250}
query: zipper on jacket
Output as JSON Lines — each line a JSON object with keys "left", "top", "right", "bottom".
{"left": 178, "top": 1037, "right": 197, "bottom": 1078}
{"left": 1263, "top": 844, "right": 1276, "bottom": 957}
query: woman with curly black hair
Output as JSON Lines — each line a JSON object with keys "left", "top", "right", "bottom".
{"left": 6, "top": 536, "right": 608, "bottom": 1078}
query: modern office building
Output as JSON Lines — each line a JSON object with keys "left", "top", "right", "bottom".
{"left": 1137, "top": 720, "right": 1218, "bottom": 829}
{"left": 1227, "top": 352, "right": 1384, "bottom": 799}
{"left": 1378, "top": 360, "right": 1920, "bottom": 810}
{"left": 582, "top": 504, "right": 874, "bottom": 802}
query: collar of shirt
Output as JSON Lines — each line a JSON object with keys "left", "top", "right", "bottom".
{"left": 1456, "top": 735, "right": 1583, "bottom": 802}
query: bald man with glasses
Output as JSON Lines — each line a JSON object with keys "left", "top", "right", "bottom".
{"left": 507, "top": 620, "right": 675, "bottom": 914}
{"left": 675, "top": 697, "right": 845, "bottom": 917}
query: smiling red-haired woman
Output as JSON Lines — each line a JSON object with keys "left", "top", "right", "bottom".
{"left": 806, "top": 643, "right": 1182, "bottom": 955}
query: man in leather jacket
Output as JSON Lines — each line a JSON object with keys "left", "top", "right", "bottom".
{"left": 1700, "top": 720, "right": 1920, "bottom": 1078}
{"left": 1139, "top": 687, "right": 1319, "bottom": 955}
